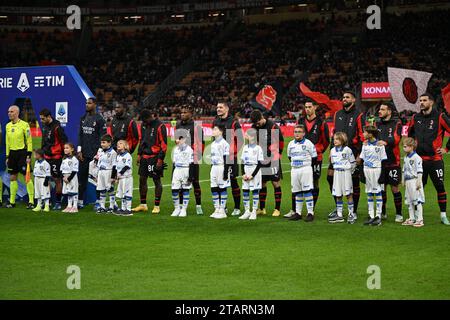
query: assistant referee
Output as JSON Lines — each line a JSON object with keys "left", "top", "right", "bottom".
{"left": 5, "top": 105, "right": 34, "bottom": 208}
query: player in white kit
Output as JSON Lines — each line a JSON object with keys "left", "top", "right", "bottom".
{"left": 32, "top": 149, "right": 51, "bottom": 212}
{"left": 171, "top": 135, "right": 194, "bottom": 218}
{"left": 401, "top": 137, "right": 425, "bottom": 227}
{"left": 114, "top": 140, "right": 133, "bottom": 216}
{"left": 61, "top": 143, "right": 79, "bottom": 213}
{"left": 95, "top": 134, "right": 117, "bottom": 213}
{"left": 239, "top": 128, "right": 264, "bottom": 220}
{"left": 286, "top": 125, "right": 317, "bottom": 222}
{"left": 360, "top": 126, "right": 387, "bottom": 226}
{"left": 328, "top": 132, "right": 356, "bottom": 224}
{"left": 209, "top": 125, "right": 231, "bottom": 219}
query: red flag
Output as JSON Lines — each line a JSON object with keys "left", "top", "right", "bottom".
{"left": 299, "top": 83, "right": 342, "bottom": 115}
{"left": 441, "top": 84, "right": 450, "bottom": 114}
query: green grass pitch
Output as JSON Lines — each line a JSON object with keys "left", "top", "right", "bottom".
{"left": 1, "top": 136, "right": 449, "bottom": 299}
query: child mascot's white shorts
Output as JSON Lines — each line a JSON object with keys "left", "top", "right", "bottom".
{"left": 35, "top": 177, "right": 51, "bottom": 200}
{"left": 62, "top": 175, "right": 78, "bottom": 196}
{"left": 117, "top": 176, "right": 133, "bottom": 199}
{"left": 210, "top": 165, "right": 230, "bottom": 188}
{"left": 242, "top": 164, "right": 262, "bottom": 191}
{"left": 364, "top": 167, "right": 384, "bottom": 193}
{"left": 172, "top": 167, "right": 192, "bottom": 190}
{"left": 405, "top": 178, "right": 425, "bottom": 206}
{"left": 97, "top": 170, "right": 112, "bottom": 191}
{"left": 332, "top": 169, "right": 353, "bottom": 197}
{"left": 291, "top": 166, "right": 313, "bottom": 193}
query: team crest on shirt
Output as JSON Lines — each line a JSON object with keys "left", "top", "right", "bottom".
{"left": 409, "top": 160, "right": 414, "bottom": 165}
{"left": 11, "top": 128, "right": 14, "bottom": 133}
{"left": 375, "top": 147, "right": 380, "bottom": 153}
{"left": 342, "top": 153, "right": 347, "bottom": 159}
{"left": 122, "top": 158, "right": 126, "bottom": 163}
{"left": 302, "top": 145, "right": 306, "bottom": 150}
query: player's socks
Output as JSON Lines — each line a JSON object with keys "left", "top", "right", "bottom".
{"left": 73, "top": 195, "right": 78, "bottom": 209}
{"left": 172, "top": 189, "right": 179, "bottom": 209}
{"left": 26, "top": 180, "right": 34, "bottom": 205}
{"left": 182, "top": 189, "right": 190, "bottom": 209}
{"left": 274, "top": 186, "right": 282, "bottom": 210}
{"left": 381, "top": 190, "right": 387, "bottom": 216}
{"left": 312, "top": 188, "right": 319, "bottom": 206}
{"left": 252, "top": 190, "right": 259, "bottom": 212}
{"left": 219, "top": 188, "right": 228, "bottom": 211}
{"left": 243, "top": 190, "right": 250, "bottom": 212}
{"left": 232, "top": 184, "right": 241, "bottom": 210}
{"left": 437, "top": 191, "right": 447, "bottom": 213}
{"left": 211, "top": 187, "right": 220, "bottom": 210}
{"left": 336, "top": 200, "right": 343, "bottom": 217}
{"left": 295, "top": 192, "right": 304, "bottom": 215}
{"left": 259, "top": 186, "right": 267, "bottom": 210}
{"left": 304, "top": 191, "right": 314, "bottom": 214}
{"left": 367, "top": 193, "right": 374, "bottom": 218}
{"left": 99, "top": 190, "right": 106, "bottom": 208}
{"left": 393, "top": 191, "right": 402, "bottom": 216}
{"left": 348, "top": 201, "right": 354, "bottom": 216}
{"left": 408, "top": 205, "right": 415, "bottom": 221}
{"left": 126, "top": 197, "right": 132, "bottom": 211}
{"left": 109, "top": 193, "right": 116, "bottom": 209}
{"left": 67, "top": 196, "right": 73, "bottom": 208}
{"left": 415, "top": 204, "right": 423, "bottom": 221}
{"left": 194, "top": 186, "right": 201, "bottom": 205}
{"left": 375, "top": 192, "right": 383, "bottom": 218}
{"left": 10, "top": 180, "right": 18, "bottom": 204}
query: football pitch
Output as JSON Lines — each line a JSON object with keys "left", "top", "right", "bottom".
{"left": 1, "top": 136, "right": 449, "bottom": 299}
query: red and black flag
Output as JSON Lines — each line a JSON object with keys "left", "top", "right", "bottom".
{"left": 250, "top": 82, "right": 283, "bottom": 116}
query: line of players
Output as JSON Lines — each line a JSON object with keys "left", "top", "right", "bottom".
{"left": 3, "top": 90, "right": 450, "bottom": 225}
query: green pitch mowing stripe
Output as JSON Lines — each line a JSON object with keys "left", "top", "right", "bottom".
{"left": 0, "top": 136, "right": 449, "bottom": 299}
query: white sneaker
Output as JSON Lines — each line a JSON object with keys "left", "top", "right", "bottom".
{"left": 210, "top": 208, "right": 219, "bottom": 218}
{"left": 395, "top": 215, "right": 404, "bottom": 223}
{"left": 231, "top": 208, "right": 241, "bottom": 216}
{"left": 284, "top": 210, "right": 295, "bottom": 218}
{"left": 239, "top": 210, "right": 251, "bottom": 220}
{"left": 179, "top": 208, "right": 187, "bottom": 217}
{"left": 171, "top": 207, "right": 181, "bottom": 217}
{"left": 196, "top": 205, "right": 203, "bottom": 215}
{"left": 214, "top": 209, "right": 227, "bottom": 219}
{"left": 249, "top": 211, "right": 257, "bottom": 220}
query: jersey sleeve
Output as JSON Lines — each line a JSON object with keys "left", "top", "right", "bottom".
{"left": 223, "top": 141, "right": 230, "bottom": 156}
{"left": 258, "top": 146, "right": 264, "bottom": 162}
{"left": 73, "top": 159, "right": 79, "bottom": 172}
{"left": 360, "top": 145, "right": 366, "bottom": 160}
{"left": 408, "top": 114, "right": 416, "bottom": 138}
{"left": 287, "top": 141, "right": 292, "bottom": 158}
{"left": 45, "top": 162, "right": 51, "bottom": 177}
{"left": 189, "top": 147, "right": 194, "bottom": 164}
{"left": 348, "top": 147, "right": 356, "bottom": 164}
{"left": 24, "top": 122, "right": 33, "bottom": 153}
{"left": 157, "top": 124, "right": 168, "bottom": 161}
{"left": 439, "top": 113, "right": 450, "bottom": 152}
{"left": 381, "top": 145, "right": 387, "bottom": 161}
{"left": 310, "top": 141, "right": 318, "bottom": 158}
{"left": 415, "top": 156, "right": 423, "bottom": 174}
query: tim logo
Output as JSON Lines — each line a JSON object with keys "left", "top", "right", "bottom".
{"left": 256, "top": 85, "right": 277, "bottom": 110}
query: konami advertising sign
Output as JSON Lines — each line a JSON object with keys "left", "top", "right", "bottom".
{"left": 361, "top": 82, "right": 391, "bottom": 99}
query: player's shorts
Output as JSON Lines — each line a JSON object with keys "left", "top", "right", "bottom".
{"left": 261, "top": 161, "right": 282, "bottom": 182}
{"left": 364, "top": 167, "right": 384, "bottom": 193}
{"left": 34, "top": 177, "right": 51, "bottom": 200}
{"left": 291, "top": 166, "right": 314, "bottom": 193}
{"left": 97, "top": 170, "right": 112, "bottom": 191}
{"left": 210, "top": 164, "right": 230, "bottom": 188}
{"left": 422, "top": 160, "right": 445, "bottom": 186}
{"left": 332, "top": 169, "right": 353, "bottom": 197}
{"left": 117, "top": 176, "right": 133, "bottom": 200}
{"left": 242, "top": 164, "right": 262, "bottom": 191}
{"left": 312, "top": 161, "right": 323, "bottom": 180}
{"left": 405, "top": 178, "right": 425, "bottom": 206}
{"left": 383, "top": 166, "right": 401, "bottom": 186}
{"left": 172, "top": 167, "right": 192, "bottom": 190}
{"left": 47, "top": 159, "right": 62, "bottom": 178}
{"left": 139, "top": 157, "right": 164, "bottom": 178}
{"left": 7, "top": 149, "right": 28, "bottom": 175}
{"left": 63, "top": 175, "right": 79, "bottom": 196}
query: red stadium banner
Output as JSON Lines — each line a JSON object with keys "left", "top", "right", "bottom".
{"left": 361, "top": 82, "right": 391, "bottom": 99}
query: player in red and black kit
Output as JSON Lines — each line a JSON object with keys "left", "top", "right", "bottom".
{"left": 39, "top": 108, "right": 68, "bottom": 210}
{"left": 175, "top": 104, "right": 205, "bottom": 215}
{"left": 408, "top": 93, "right": 450, "bottom": 225}
{"left": 132, "top": 109, "right": 167, "bottom": 214}
{"left": 376, "top": 102, "right": 403, "bottom": 222}
{"left": 327, "top": 91, "right": 365, "bottom": 220}
{"left": 213, "top": 102, "right": 244, "bottom": 216}
{"left": 285, "top": 100, "right": 329, "bottom": 217}
{"left": 110, "top": 102, "right": 139, "bottom": 154}
{"left": 250, "top": 109, "right": 285, "bottom": 217}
